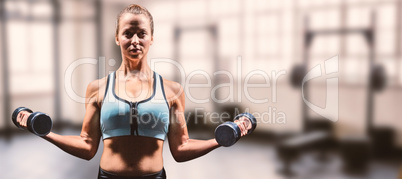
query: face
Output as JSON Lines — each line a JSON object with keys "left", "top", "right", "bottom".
{"left": 115, "top": 13, "right": 153, "bottom": 61}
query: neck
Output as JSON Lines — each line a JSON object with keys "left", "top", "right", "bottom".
{"left": 117, "top": 56, "right": 152, "bottom": 80}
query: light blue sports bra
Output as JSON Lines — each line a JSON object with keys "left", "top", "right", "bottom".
{"left": 100, "top": 71, "right": 170, "bottom": 140}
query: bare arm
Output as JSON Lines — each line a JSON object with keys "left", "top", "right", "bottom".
{"left": 166, "top": 81, "right": 220, "bottom": 162}
{"left": 40, "top": 80, "right": 103, "bottom": 160}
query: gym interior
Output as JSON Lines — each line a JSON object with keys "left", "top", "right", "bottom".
{"left": 0, "top": 0, "right": 401, "bottom": 178}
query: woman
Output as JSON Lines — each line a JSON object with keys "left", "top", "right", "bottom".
{"left": 16, "top": 4, "right": 250, "bottom": 179}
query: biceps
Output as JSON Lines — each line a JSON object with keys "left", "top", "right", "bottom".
{"left": 81, "top": 103, "right": 101, "bottom": 142}
{"left": 168, "top": 108, "right": 189, "bottom": 146}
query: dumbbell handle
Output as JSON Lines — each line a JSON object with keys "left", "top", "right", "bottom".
{"left": 12, "top": 107, "right": 53, "bottom": 136}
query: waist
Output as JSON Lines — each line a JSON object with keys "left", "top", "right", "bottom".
{"left": 98, "top": 167, "right": 166, "bottom": 179}
{"left": 100, "top": 136, "right": 164, "bottom": 175}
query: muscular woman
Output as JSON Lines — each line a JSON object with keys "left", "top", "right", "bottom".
{"left": 15, "top": 4, "right": 250, "bottom": 179}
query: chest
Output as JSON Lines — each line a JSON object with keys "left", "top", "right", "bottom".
{"left": 114, "top": 78, "right": 154, "bottom": 102}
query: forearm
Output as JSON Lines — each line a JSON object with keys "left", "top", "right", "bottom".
{"left": 41, "top": 132, "right": 98, "bottom": 160}
{"left": 173, "top": 138, "right": 220, "bottom": 162}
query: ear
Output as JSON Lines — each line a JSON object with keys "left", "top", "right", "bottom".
{"left": 115, "top": 35, "right": 120, "bottom": 46}
{"left": 150, "top": 35, "right": 154, "bottom": 46}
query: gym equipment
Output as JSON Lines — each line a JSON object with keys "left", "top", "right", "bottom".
{"left": 12, "top": 107, "right": 53, "bottom": 136}
{"left": 370, "top": 64, "right": 386, "bottom": 91}
{"left": 290, "top": 65, "right": 306, "bottom": 88}
{"left": 277, "top": 120, "right": 334, "bottom": 176}
{"left": 279, "top": 14, "right": 385, "bottom": 176}
{"left": 214, "top": 113, "right": 257, "bottom": 147}
{"left": 340, "top": 136, "right": 372, "bottom": 172}
{"left": 277, "top": 131, "right": 331, "bottom": 175}
{"left": 370, "top": 126, "right": 395, "bottom": 158}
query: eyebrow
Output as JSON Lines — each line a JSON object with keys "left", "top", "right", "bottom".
{"left": 122, "top": 25, "right": 147, "bottom": 32}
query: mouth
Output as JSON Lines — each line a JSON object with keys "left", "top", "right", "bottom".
{"left": 129, "top": 48, "right": 141, "bottom": 54}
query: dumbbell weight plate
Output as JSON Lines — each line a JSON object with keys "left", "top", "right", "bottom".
{"left": 27, "top": 112, "right": 52, "bottom": 136}
{"left": 215, "top": 122, "right": 241, "bottom": 147}
{"left": 11, "top": 107, "right": 33, "bottom": 129}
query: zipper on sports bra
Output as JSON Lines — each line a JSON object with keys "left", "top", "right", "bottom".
{"left": 130, "top": 102, "right": 139, "bottom": 136}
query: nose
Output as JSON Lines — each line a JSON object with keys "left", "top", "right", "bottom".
{"left": 131, "top": 34, "right": 139, "bottom": 45}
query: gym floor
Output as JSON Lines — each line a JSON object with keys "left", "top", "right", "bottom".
{"left": 0, "top": 129, "right": 400, "bottom": 179}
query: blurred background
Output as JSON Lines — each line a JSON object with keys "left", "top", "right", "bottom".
{"left": 0, "top": 0, "right": 401, "bottom": 178}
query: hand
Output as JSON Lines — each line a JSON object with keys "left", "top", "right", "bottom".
{"left": 234, "top": 116, "right": 252, "bottom": 137}
{"left": 16, "top": 111, "right": 30, "bottom": 129}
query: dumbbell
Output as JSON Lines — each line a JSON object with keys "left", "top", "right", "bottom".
{"left": 12, "top": 107, "right": 53, "bottom": 136}
{"left": 214, "top": 112, "right": 257, "bottom": 147}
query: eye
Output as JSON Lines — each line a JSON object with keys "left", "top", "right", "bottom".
{"left": 138, "top": 31, "right": 146, "bottom": 38}
{"left": 123, "top": 31, "right": 133, "bottom": 38}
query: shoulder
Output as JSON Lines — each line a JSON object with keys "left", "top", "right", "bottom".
{"left": 86, "top": 75, "right": 109, "bottom": 107}
{"left": 160, "top": 77, "right": 184, "bottom": 107}
{"left": 87, "top": 76, "right": 108, "bottom": 94}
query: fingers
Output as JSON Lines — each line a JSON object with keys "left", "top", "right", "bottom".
{"left": 234, "top": 121, "right": 244, "bottom": 136}
{"left": 239, "top": 117, "right": 252, "bottom": 130}
{"left": 17, "top": 111, "right": 30, "bottom": 128}
{"left": 234, "top": 118, "right": 249, "bottom": 137}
